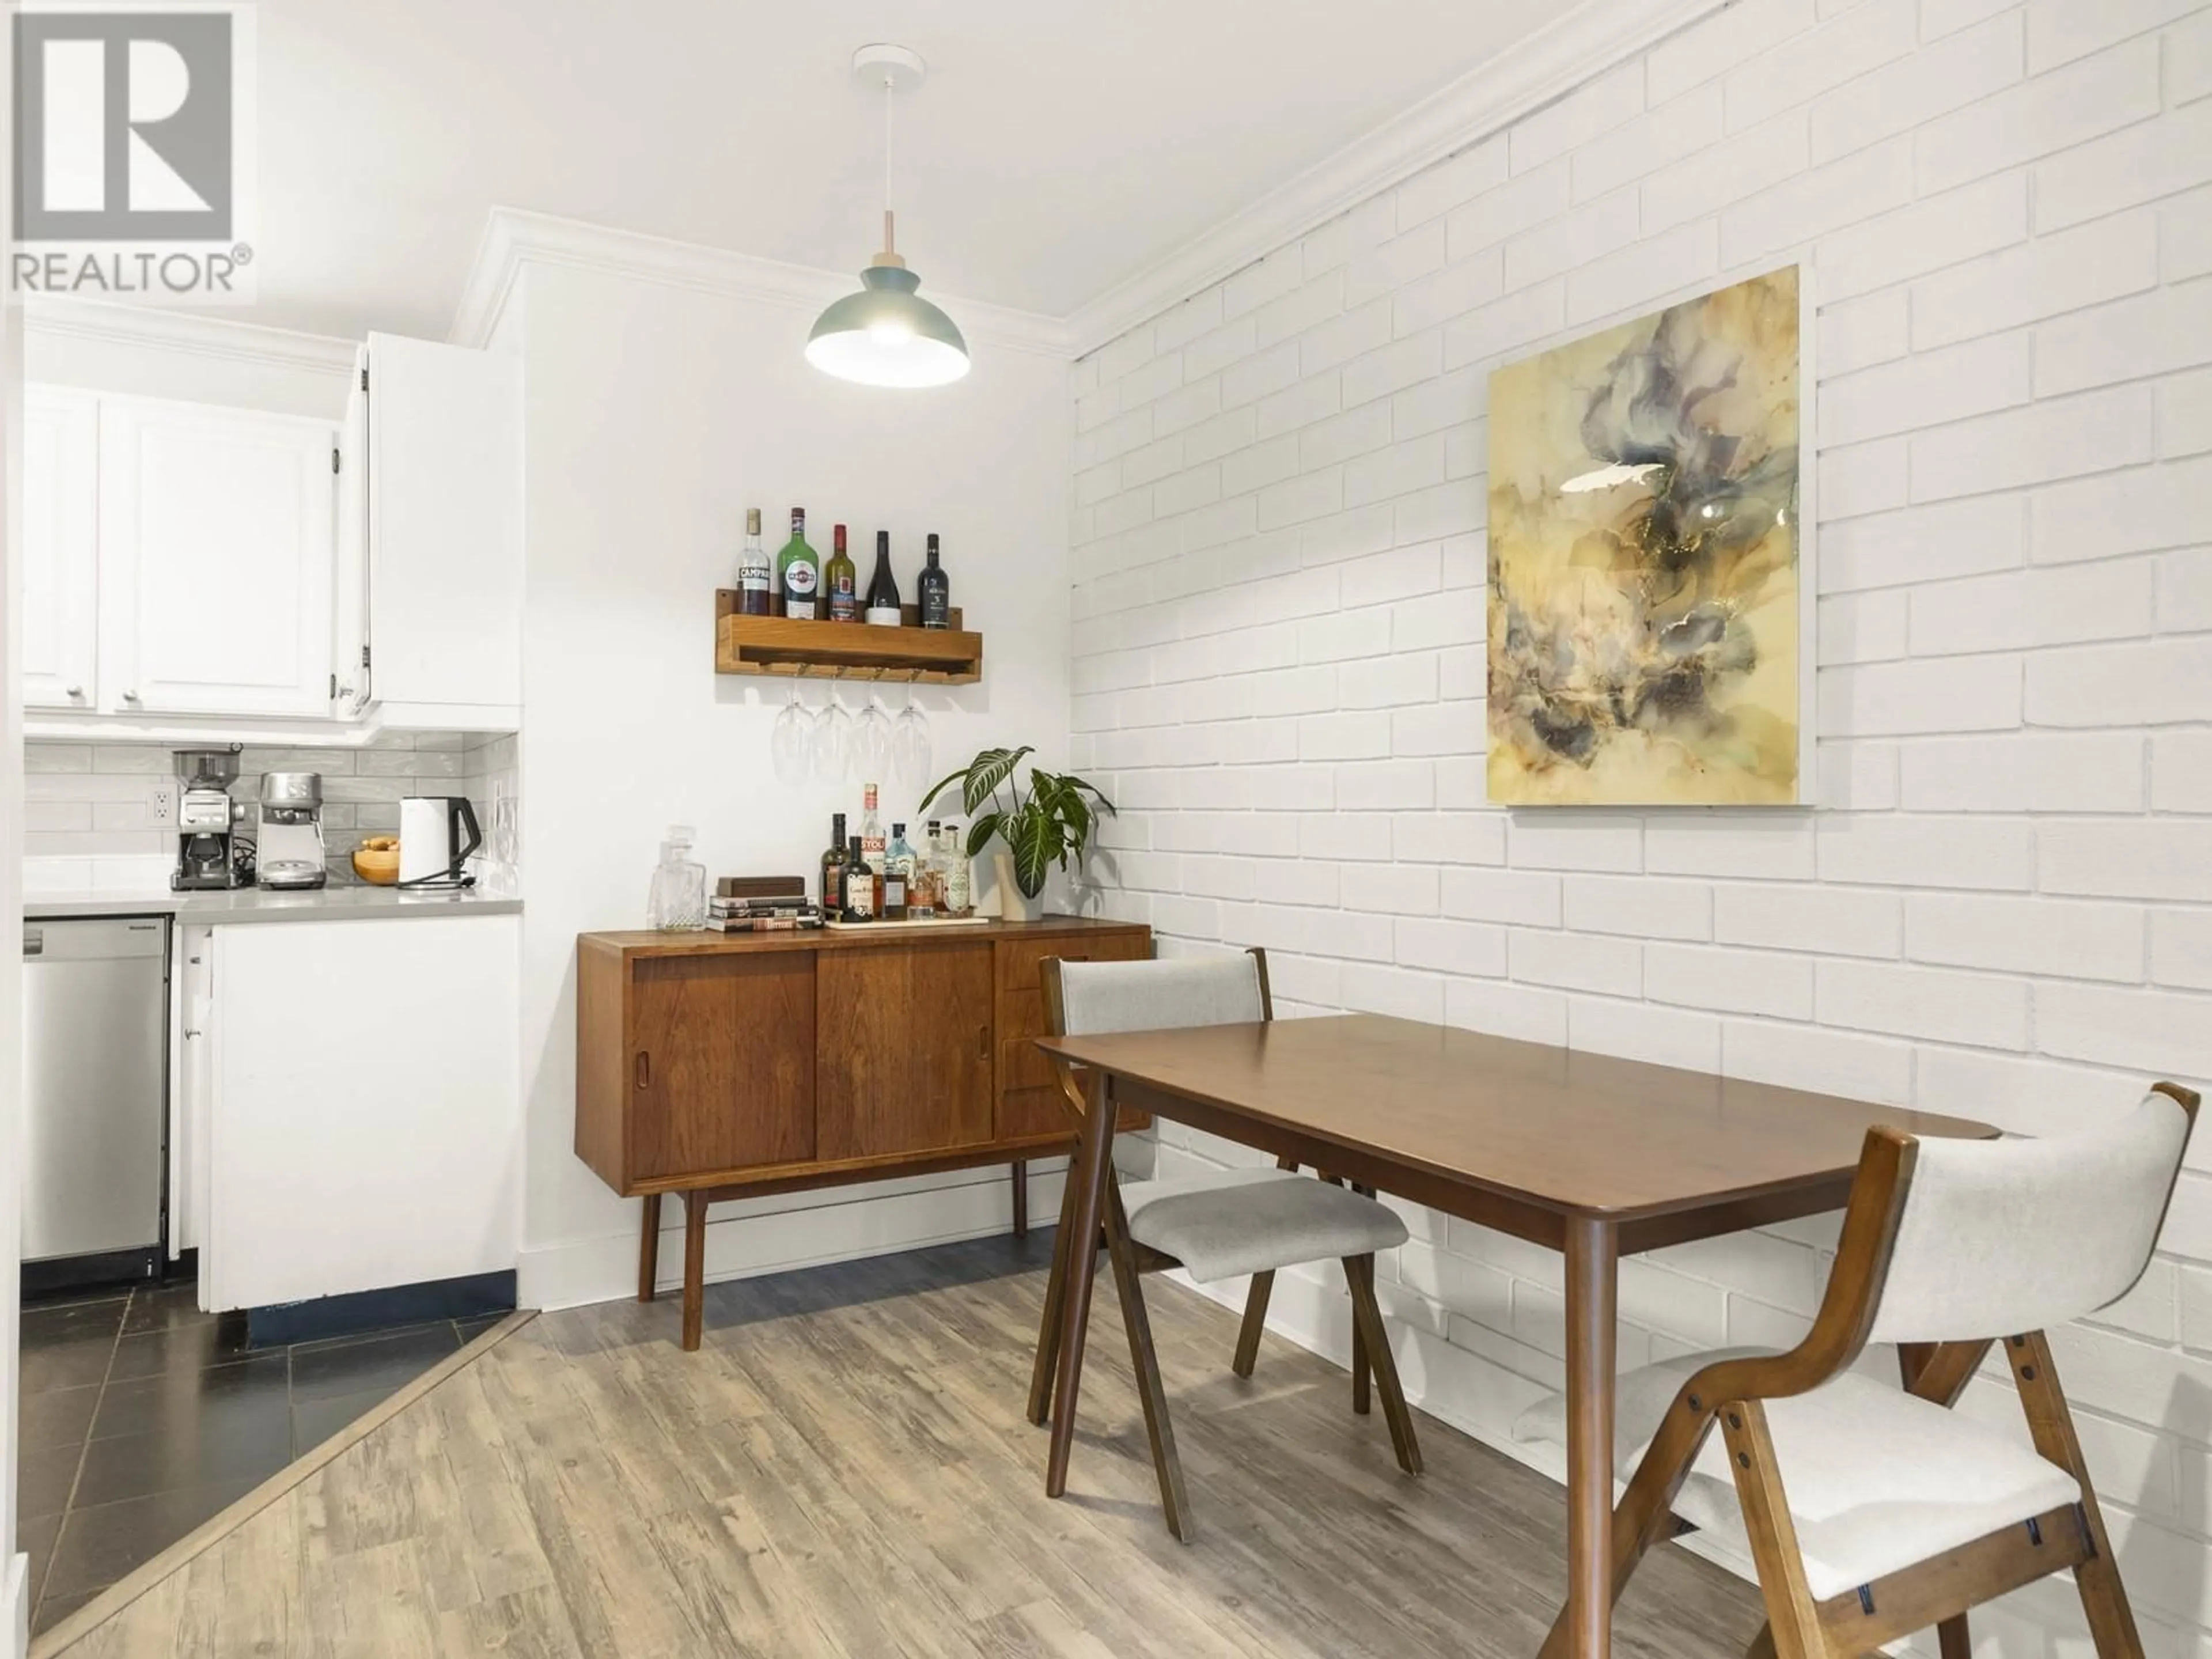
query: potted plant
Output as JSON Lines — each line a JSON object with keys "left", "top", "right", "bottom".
{"left": 918, "top": 745, "right": 1115, "bottom": 923}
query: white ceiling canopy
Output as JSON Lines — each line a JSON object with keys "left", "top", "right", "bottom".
{"left": 232, "top": 0, "right": 1681, "bottom": 341}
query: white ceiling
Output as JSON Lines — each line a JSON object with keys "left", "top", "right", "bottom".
{"left": 242, "top": 0, "right": 1582, "bottom": 340}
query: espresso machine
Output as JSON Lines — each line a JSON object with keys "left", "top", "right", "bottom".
{"left": 171, "top": 748, "right": 249, "bottom": 891}
{"left": 255, "top": 772, "right": 328, "bottom": 891}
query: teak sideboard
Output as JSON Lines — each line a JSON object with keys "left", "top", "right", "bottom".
{"left": 576, "top": 916, "right": 1152, "bottom": 1347}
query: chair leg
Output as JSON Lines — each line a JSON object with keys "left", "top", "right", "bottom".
{"left": 1012, "top": 1161, "right": 1028, "bottom": 1238}
{"left": 1721, "top": 1401, "right": 1824, "bottom": 1659}
{"left": 1104, "top": 1181, "right": 1192, "bottom": 1541}
{"left": 1350, "top": 1257, "right": 1373, "bottom": 1416}
{"left": 1027, "top": 1164, "right": 1082, "bottom": 1427}
{"left": 2008, "top": 1333, "right": 2143, "bottom": 1658}
{"left": 1937, "top": 1615, "right": 1972, "bottom": 1659}
{"left": 1233, "top": 1270, "right": 1275, "bottom": 1379}
{"left": 1343, "top": 1256, "right": 1421, "bottom": 1476}
{"left": 1743, "top": 1631, "right": 1777, "bottom": 1659}
{"left": 637, "top": 1191, "right": 661, "bottom": 1304}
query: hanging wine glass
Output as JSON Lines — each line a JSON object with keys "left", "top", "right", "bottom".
{"left": 853, "top": 690, "right": 893, "bottom": 784}
{"left": 770, "top": 680, "right": 811, "bottom": 785}
{"left": 810, "top": 685, "right": 850, "bottom": 785}
{"left": 892, "top": 683, "right": 931, "bottom": 789}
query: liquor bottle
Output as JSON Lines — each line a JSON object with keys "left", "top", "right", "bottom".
{"left": 919, "top": 534, "right": 950, "bottom": 629}
{"left": 884, "top": 824, "right": 916, "bottom": 921}
{"left": 942, "top": 821, "right": 971, "bottom": 916}
{"left": 778, "top": 508, "right": 821, "bottom": 620}
{"left": 859, "top": 783, "right": 886, "bottom": 870}
{"left": 865, "top": 531, "right": 903, "bottom": 626}
{"left": 840, "top": 835, "right": 876, "bottom": 922}
{"left": 825, "top": 523, "right": 859, "bottom": 623}
{"left": 737, "top": 508, "right": 772, "bottom": 616}
{"left": 645, "top": 826, "right": 708, "bottom": 931}
{"left": 819, "top": 812, "right": 847, "bottom": 910}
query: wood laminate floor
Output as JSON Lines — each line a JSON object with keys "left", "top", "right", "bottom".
{"left": 48, "top": 1232, "right": 1764, "bottom": 1658}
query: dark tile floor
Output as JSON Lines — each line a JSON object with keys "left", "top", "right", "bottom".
{"left": 17, "top": 1279, "right": 501, "bottom": 1636}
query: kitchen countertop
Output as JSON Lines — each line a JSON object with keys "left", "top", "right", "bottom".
{"left": 26, "top": 887, "right": 523, "bottom": 925}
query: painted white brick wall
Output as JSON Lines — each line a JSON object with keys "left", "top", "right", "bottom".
{"left": 1067, "top": 1, "right": 2212, "bottom": 1650}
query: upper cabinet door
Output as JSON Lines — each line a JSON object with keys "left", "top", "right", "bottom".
{"left": 331, "top": 350, "right": 371, "bottom": 715}
{"left": 362, "top": 332, "right": 519, "bottom": 711}
{"left": 96, "top": 397, "right": 336, "bottom": 718}
{"left": 20, "top": 387, "right": 100, "bottom": 711}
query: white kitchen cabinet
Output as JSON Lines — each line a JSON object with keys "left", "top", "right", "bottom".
{"left": 21, "top": 386, "right": 101, "bottom": 711}
{"left": 204, "top": 914, "right": 520, "bottom": 1312}
{"left": 351, "top": 333, "right": 521, "bottom": 719}
{"left": 331, "top": 356, "right": 371, "bottom": 717}
{"left": 96, "top": 396, "right": 336, "bottom": 718}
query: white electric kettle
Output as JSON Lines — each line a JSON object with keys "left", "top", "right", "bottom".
{"left": 397, "top": 796, "right": 483, "bottom": 887}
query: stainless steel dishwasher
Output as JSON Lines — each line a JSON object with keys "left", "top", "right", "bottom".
{"left": 22, "top": 916, "right": 169, "bottom": 1290}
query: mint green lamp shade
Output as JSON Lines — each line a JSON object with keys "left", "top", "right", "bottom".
{"left": 807, "top": 259, "right": 971, "bottom": 389}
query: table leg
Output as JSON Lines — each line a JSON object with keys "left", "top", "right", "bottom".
{"left": 1565, "top": 1216, "right": 1619, "bottom": 1659}
{"left": 681, "top": 1189, "right": 709, "bottom": 1352}
{"left": 1046, "top": 1068, "right": 1118, "bottom": 1499}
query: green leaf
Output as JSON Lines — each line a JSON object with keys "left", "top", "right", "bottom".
{"left": 964, "top": 745, "right": 1033, "bottom": 816}
{"left": 964, "top": 812, "right": 1002, "bottom": 861}
{"left": 915, "top": 766, "right": 969, "bottom": 815}
{"left": 1060, "top": 774, "right": 1117, "bottom": 816}
{"left": 1012, "top": 809, "right": 1058, "bottom": 897}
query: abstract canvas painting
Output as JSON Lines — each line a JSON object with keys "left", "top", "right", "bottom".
{"left": 1487, "top": 266, "right": 1806, "bottom": 806}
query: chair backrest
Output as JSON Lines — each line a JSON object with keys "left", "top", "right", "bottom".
{"left": 1868, "top": 1086, "right": 2198, "bottom": 1346}
{"left": 1045, "top": 950, "right": 1268, "bottom": 1039}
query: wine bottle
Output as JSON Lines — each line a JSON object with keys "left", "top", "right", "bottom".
{"left": 884, "top": 823, "right": 915, "bottom": 921}
{"left": 918, "top": 533, "right": 950, "bottom": 628}
{"left": 865, "top": 531, "right": 903, "bottom": 626}
{"left": 778, "top": 509, "right": 821, "bottom": 620}
{"left": 825, "top": 524, "right": 859, "bottom": 623}
{"left": 819, "top": 812, "right": 847, "bottom": 910}
{"left": 840, "top": 835, "right": 876, "bottom": 921}
{"left": 737, "top": 508, "right": 772, "bottom": 617}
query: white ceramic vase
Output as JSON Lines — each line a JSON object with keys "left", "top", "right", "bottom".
{"left": 994, "top": 851, "right": 1043, "bottom": 923}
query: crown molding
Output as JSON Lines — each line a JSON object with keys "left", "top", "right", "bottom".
{"left": 449, "top": 206, "right": 1074, "bottom": 359}
{"left": 1062, "top": 0, "right": 1729, "bottom": 357}
{"left": 20, "top": 294, "right": 357, "bottom": 376}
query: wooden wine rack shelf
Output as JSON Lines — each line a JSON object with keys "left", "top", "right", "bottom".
{"left": 713, "top": 590, "right": 982, "bottom": 684}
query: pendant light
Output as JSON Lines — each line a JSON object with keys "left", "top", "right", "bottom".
{"left": 806, "top": 44, "right": 971, "bottom": 389}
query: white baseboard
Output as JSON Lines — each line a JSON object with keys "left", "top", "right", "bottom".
{"left": 518, "top": 1158, "right": 1069, "bottom": 1313}
{"left": 4, "top": 1550, "right": 26, "bottom": 1659}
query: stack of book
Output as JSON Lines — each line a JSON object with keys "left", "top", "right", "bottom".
{"left": 710, "top": 875, "right": 822, "bottom": 933}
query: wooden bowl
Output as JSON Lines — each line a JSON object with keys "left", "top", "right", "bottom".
{"left": 351, "top": 841, "right": 402, "bottom": 886}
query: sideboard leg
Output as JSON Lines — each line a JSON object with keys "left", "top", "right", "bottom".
{"left": 638, "top": 1192, "right": 662, "bottom": 1302}
{"left": 681, "top": 1190, "right": 709, "bottom": 1351}
{"left": 1012, "top": 1162, "right": 1029, "bottom": 1238}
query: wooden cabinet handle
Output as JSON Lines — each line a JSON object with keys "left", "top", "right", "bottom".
{"left": 635, "top": 1051, "right": 650, "bottom": 1090}
{"left": 978, "top": 1025, "right": 989, "bottom": 1061}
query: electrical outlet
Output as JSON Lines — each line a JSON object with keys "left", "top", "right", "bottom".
{"left": 149, "top": 781, "right": 177, "bottom": 828}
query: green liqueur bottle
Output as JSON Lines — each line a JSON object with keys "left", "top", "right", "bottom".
{"left": 778, "top": 508, "right": 821, "bottom": 619}
{"left": 825, "top": 523, "right": 859, "bottom": 622}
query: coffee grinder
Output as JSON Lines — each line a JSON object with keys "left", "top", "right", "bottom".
{"left": 171, "top": 747, "right": 248, "bottom": 891}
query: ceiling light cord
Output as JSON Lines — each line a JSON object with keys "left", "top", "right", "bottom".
{"left": 882, "top": 74, "right": 896, "bottom": 259}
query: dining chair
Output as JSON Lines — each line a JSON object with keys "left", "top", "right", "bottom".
{"left": 1027, "top": 947, "right": 1421, "bottom": 1541}
{"left": 1515, "top": 1081, "right": 2201, "bottom": 1659}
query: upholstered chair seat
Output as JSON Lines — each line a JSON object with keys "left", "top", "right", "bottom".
{"left": 1120, "top": 1165, "right": 1411, "bottom": 1284}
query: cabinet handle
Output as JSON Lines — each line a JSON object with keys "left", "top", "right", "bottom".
{"left": 65, "top": 684, "right": 83, "bottom": 699}
{"left": 977, "top": 1024, "right": 988, "bottom": 1061}
{"left": 122, "top": 689, "right": 141, "bottom": 702}
{"left": 635, "top": 1051, "right": 650, "bottom": 1090}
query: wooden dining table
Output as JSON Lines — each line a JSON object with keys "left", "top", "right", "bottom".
{"left": 1032, "top": 1012, "right": 1994, "bottom": 1658}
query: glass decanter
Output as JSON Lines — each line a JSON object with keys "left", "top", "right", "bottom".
{"left": 646, "top": 825, "right": 708, "bottom": 931}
